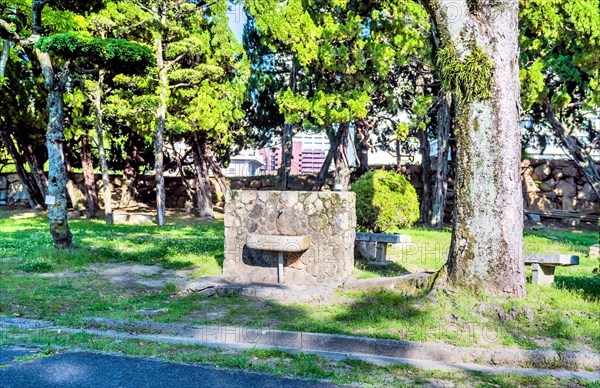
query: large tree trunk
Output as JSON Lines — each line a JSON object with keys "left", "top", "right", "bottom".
{"left": 277, "top": 66, "right": 297, "bottom": 191}
{"left": 23, "top": 143, "right": 48, "bottom": 197}
{"left": 355, "top": 118, "right": 371, "bottom": 176}
{"left": 207, "top": 154, "right": 228, "bottom": 198}
{"left": 543, "top": 100, "right": 600, "bottom": 198}
{"left": 93, "top": 70, "right": 113, "bottom": 224}
{"left": 120, "top": 140, "right": 143, "bottom": 208}
{"left": 64, "top": 147, "right": 86, "bottom": 211}
{"left": 418, "top": 127, "right": 432, "bottom": 223}
{"left": 426, "top": 0, "right": 525, "bottom": 296}
{"left": 191, "top": 135, "right": 214, "bottom": 219}
{"left": 0, "top": 128, "right": 43, "bottom": 208}
{"left": 277, "top": 124, "right": 294, "bottom": 190}
{"left": 81, "top": 131, "right": 98, "bottom": 218}
{"left": 170, "top": 139, "right": 195, "bottom": 215}
{"left": 155, "top": 38, "right": 167, "bottom": 226}
{"left": 333, "top": 123, "right": 351, "bottom": 191}
{"left": 0, "top": 39, "right": 8, "bottom": 78}
{"left": 430, "top": 94, "right": 452, "bottom": 228}
{"left": 314, "top": 128, "right": 337, "bottom": 191}
{"left": 35, "top": 49, "right": 73, "bottom": 249}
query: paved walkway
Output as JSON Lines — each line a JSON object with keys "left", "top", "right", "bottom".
{"left": 0, "top": 346, "right": 333, "bottom": 388}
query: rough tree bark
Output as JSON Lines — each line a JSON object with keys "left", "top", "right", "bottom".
{"left": 93, "top": 69, "right": 113, "bottom": 224}
{"left": 430, "top": 93, "right": 451, "bottom": 228}
{"left": 543, "top": 99, "right": 600, "bottom": 198}
{"left": 23, "top": 143, "right": 48, "bottom": 197}
{"left": 355, "top": 118, "right": 372, "bottom": 176}
{"left": 170, "top": 139, "right": 195, "bottom": 215}
{"left": 207, "top": 154, "right": 228, "bottom": 198}
{"left": 191, "top": 134, "right": 214, "bottom": 219}
{"left": 35, "top": 49, "right": 73, "bottom": 249}
{"left": 333, "top": 123, "right": 351, "bottom": 191}
{"left": 0, "top": 39, "right": 8, "bottom": 78}
{"left": 418, "top": 127, "right": 432, "bottom": 223}
{"left": 81, "top": 131, "right": 98, "bottom": 218}
{"left": 416, "top": 72, "right": 433, "bottom": 223}
{"left": 155, "top": 36, "right": 167, "bottom": 226}
{"left": 120, "top": 140, "right": 143, "bottom": 208}
{"left": 425, "top": 0, "right": 525, "bottom": 296}
{"left": 277, "top": 66, "right": 297, "bottom": 191}
{"left": 64, "top": 147, "right": 86, "bottom": 211}
{"left": 314, "top": 128, "right": 337, "bottom": 191}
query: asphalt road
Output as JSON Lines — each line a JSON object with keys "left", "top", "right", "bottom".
{"left": 0, "top": 347, "right": 335, "bottom": 388}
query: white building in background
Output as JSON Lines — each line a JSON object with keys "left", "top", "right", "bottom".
{"left": 224, "top": 150, "right": 265, "bottom": 177}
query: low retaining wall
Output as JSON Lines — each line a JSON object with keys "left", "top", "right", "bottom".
{"left": 2, "top": 159, "right": 599, "bottom": 216}
{"left": 0, "top": 173, "right": 223, "bottom": 209}
{"left": 223, "top": 190, "right": 356, "bottom": 285}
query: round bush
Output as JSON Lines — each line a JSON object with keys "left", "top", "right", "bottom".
{"left": 351, "top": 170, "right": 419, "bottom": 232}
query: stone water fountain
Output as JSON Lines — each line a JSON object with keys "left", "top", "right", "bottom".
{"left": 223, "top": 190, "right": 356, "bottom": 285}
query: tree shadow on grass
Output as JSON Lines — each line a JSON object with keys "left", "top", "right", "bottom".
{"left": 354, "top": 259, "right": 411, "bottom": 278}
{"left": 554, "top": 275, "right": 600, "bottom": 301}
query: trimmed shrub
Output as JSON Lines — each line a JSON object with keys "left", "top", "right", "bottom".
{"left": 351, "top": 170, "right": 419, "bottom": 232}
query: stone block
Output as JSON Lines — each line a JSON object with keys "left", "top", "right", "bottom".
{"left": 540, "top": 191, "right": 557, "bottom": 200}
{"left": 589, "top": 244, "right": 600, "bottom": 259}
{"left": 561, "top": 217, "right": 580, "bottom": 227}
{"left": 552, "top": 169, "right": 564, "bottom": 180}
{"left": 533, "top": 163, "right": 551, "bottom": 180}
{"left": 525, "top": 193, "right": 557, "bottom": 211}
{"left": 523, "top": 176, "right": 539, "bottom": 193}
{"left": 577, "top": 183, "right": 599, "bottom": 202}
{"left": 554, "top": 181, "right": 576, "bottom": 197}
{"left": 561, "top": 195, "right": 576, "bottom": 211}
{"left": 576, "top": 201, "right": 600, "bottom": 214}
{"left": 562, "top": 166, "right": 578, "bottom": 177}
{"left": 355, "top": 241, "right": 377, "bottom": 260}
{"left": 249, "top": 179, "right": 262, "bottom": 189}
{"left": 538, "top": 179, "right": 556, "bottom": 192}
{"left": 531, "top": 264, "right": 555, "bottom": 286}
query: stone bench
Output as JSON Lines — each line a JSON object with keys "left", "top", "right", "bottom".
{"left": 246, "top": 234, "right": 311, "bottom": 283}
{"left": 355, "top": 232, "right": 412, "bottom": 264}
{"left": 524, "top": 254, "right": 579, "bottom": 285}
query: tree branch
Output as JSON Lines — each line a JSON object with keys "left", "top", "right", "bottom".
{"left": 0, "top": 19, "right": 21, "bottom": 41}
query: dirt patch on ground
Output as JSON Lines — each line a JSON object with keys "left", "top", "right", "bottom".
{"left": 87, "top": 264, "right": 194, "bottom": 290}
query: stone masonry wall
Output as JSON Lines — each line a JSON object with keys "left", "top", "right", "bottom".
{"left": 223, "top": 190, "right": 356, "bottom": 285}
{"left": 2, "top": 159, "right": 599, "bottom": 215}
{"left": 521, "top": 159, "right": 600, "bottom": 214}
{"left": 0, "top": 173, "right": 223, "bottom": 209}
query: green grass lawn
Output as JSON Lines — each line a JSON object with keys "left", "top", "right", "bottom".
{"left": 1, "top": 209, "right": 599, "bottom": 355}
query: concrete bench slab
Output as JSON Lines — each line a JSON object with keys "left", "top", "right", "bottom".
{"left": 523, "top": 254, "right": 579, "bottom": 286}
{"left": 355, "top": 232, "right": 411, "bottom": 244}
{"left": 246, "top": 234, "right": 311, "bottom": 284}
{"left": 355, "top": 233, "right": 412, "bottom": 263}
{"left": 246, "top": 234, "right": 311, "bottom": 253}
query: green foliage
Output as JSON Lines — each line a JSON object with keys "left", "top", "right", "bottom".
{"left": 351, "top": 170, "right": 419, "bottom": 233}
{"left": 36, "top": 33, "right": 154, "bottom": 74}
{"left": 246, "top": 0, "right": 430, "bottom": 130}
{"left": 519, "top": 0, "right": 600, "bottom": 122}
{"left": 437, "top": 43, "right": 495, "bottom": 103}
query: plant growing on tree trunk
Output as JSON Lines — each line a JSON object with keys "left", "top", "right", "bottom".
{"left": 423, "top": 0, "right": 526, "bottom": 296}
